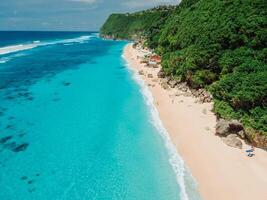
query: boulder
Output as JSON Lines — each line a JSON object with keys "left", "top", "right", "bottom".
{"left": 229, "top": 120, "right": 243, "bottom": 132}
{"left": 161, "top": 78, "right": 168, "bottom": 84}
{"left": 183, "top": 92, "right": 192, "bottom": 97}
{"left": 204, "top": 96, "right": 213, "bottom": 103}
{"left": 191, "top": 89, "right": 213, "bottom": 103}
{"left": 161, "top": 82, "right": 169, "bottom": 90}
{"left": 222, "top": 134, "right": 242, "bottom": 149}
{"left": 157, "top": 69, "right": 165, "bottom": 78}
{"left": 246, "top": 132, "right": 267, "bottom": 150}
{"left": 177, "top": 82, "right": 189, "bottom": 92}
{"left": 180, "top": 87, "right": 188, "bottom": 92}
{"left": 138, "top": 70, "right": 144, "bottom": 75}
{"left": 190, "top": 89, "right": 213, "bottom": 103}
{"left": 147, "top": 74, "right": 153, "bottom": 78}
{"left": 168, "top": 80, "right": 178, "bottom": 88}
{"left": 192, "top": 89, "right": 203, "bottom": 97}
{"left": 216, "top": 119, "right": 230, "bottom": 136}
{"left": 216, "top": 119, "right": 245, "bottom": 137}
{"left": 237, "top": 130, "right": 246, "bottom": 139}
{"left": 140, "top": 60, "right": 148, "bottom": 64}
{"left": 165, "top": 77, "right": 172, "bottom": 83}
{"left": 199, "top": 96, "right": 206, "bottom": 103}
{"left": 133, "top": 42, "right": 138, "bottom": 48}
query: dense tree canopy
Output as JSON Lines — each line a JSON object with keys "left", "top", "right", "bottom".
{"left": 100, "top": 6, "right": 175, "bottom": 40}
{"left": 100, "top": 0, "right": 267, "bottom": 141}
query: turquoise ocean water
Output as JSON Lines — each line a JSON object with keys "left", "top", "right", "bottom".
{"left": 0, "top": 32, "right": 200, "bottom": 200}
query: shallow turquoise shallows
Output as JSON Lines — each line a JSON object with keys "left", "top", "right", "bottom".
{"left": 0, "top": 32, "right": 199, "bottom": 200}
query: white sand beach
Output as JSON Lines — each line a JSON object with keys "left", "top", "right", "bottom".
{"left": 124, "top": 43, "right": 267, "bottom": 200}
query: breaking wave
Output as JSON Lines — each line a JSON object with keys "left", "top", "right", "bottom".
{"left": 0, "top": 44, "right": 38, "bottom": 56}
{"left": 0, "top": 35, "right": 93, "bottom": 56}
{"left": 122, "top": 51, "right": 201, "bottom": 200}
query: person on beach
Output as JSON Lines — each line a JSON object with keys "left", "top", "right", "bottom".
{"left": 246, "top": 146, "right": 255, "bottom": 157}
{"left": 246, "top": 146, "right": 254, "bottom": 153}
{"left": 247, "top": 153, "right": 255, "bottom": 157}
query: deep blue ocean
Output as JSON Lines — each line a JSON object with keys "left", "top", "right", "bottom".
{"left": 0, "top": 31, "right": 200, "bottom": 200}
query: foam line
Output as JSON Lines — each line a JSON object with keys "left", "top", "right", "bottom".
{"left": 0, "top": 58, "right": 10, "bottom": 64}
{"left": 0, "top": 44, "right": 37, "bottom": 55}
{"left": 41, "top": 35, "right": 92, "bottom": 46}
{"left": 0, "top": 35, "right": 93, "bottom": 56}
{"left": 123, "top": 53, "right": 201, "bottom": 200}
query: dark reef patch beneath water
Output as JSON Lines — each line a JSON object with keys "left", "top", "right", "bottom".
{"left": 1, "top": 141, "right": 29, "bottom": 153}
{"left": 12, "top": 143, "right": 29, "bottom": 152}
{"left": 0, "top": 36, "right": 114, "bottom": 92}
{"left": 0, "top": 136, "right": 13, "bottom": 144}
{"left": 62, "top": 81, "right": 71, "bottom": 86}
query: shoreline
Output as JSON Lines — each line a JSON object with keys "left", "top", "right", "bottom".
{"left": 123, "top": 43, "right": 267, "bottom": 200}
{"left": 123, "top": 53, "right": 200, "bottom": 200}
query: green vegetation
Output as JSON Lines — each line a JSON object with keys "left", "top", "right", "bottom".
{"left": 100, "top": 0, "right": 267, "bottom": 145}
{"left": 100, "top": 6, "right": 175, "bottom": 40}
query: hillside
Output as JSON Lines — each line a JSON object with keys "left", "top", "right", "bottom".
{"left": 100, "top": 0, "right": 267, "bottom": 148}
{"left": 100, "top": 6, "right": 175, "bottom": 40}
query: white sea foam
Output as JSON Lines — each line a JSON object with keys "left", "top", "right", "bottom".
{"left": 0, "top": 57, "right": 10, "bottom": 64}
{"left": 92, "top": 33, "right": 100, "bottom": 37}
{"left": 123, "top": 53, "right": 201, "bottom": 200}
{"left": 0, "top": 35, "right": 92, "bottom": 56}
{"left": 42, "top": 35, "right": 92, "bottom": 46}
{"left": 0, "top": 44, "right": 38, "bottom": 56}
{"left": 63, "top": 43, "right": 74, "bottom": 46}
{"left": 0, "top": 53, "right": 27, "bottom": 65}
